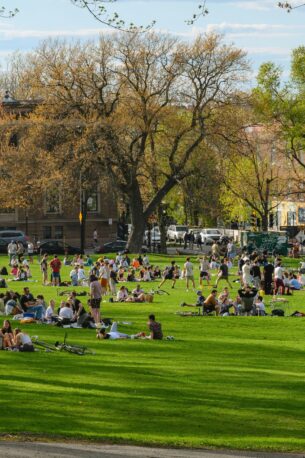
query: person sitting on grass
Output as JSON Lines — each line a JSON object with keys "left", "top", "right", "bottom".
{"left": 147, "top": 314, "right": 163, "bottom": 340}
{"left": 130, "top": 285, "right": 146, "bottom": 303}
{"left": 117, "top": 285, "right": 129, "bottom": 302}
{"left": 254, "top": 295, "right": 266, "bottom": 316}
{"left": 13, "top": 328, "right": 34, "bottom": 352}
{"left": 289, "top": 274, "right": 302, "bottom": 291}
{"left": 20, "top": 287, "right": 44, "bottom": 320}
{"left": 237, "top": 285, "right": 258, "bottom": 315}
{"left": 218, "top": 287, "right": 236, "bottom": 315}
{"left": 45, "top": 299, "right": 58, "bottom": 322}
{"left": 180, "top": 290, "right": 206, "bottom": 310}
{"left": 203, "top": 290, "right": 221, "bottom": 316}
{"left": 1, "top": 319, "right": 14, "bottom": 349}
{"left": 58, "top": 301, "right": 74, "bottom": 324}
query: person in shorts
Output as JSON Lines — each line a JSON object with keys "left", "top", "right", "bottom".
{"left": 215, "top": 258, "right": 232, "bottom": 288}
{"left": 49, "top": 255, "right": 61, "bottom": 286}
{"left": 90, "top": 274, "right": 102, "bottom": 324}
{"left": 199, "top": 256, "right": 210, "bottom": 286}
{"left": 183, "top": 257, "right": 195, "bottom": 291}
{"left": 158, "top": 261, "right": 176, "bottom": 289}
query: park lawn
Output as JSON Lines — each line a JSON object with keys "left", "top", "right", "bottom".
{"left": 1, "top": 254, "right": 305, "bottom": 452}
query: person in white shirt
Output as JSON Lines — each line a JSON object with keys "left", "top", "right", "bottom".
{"left": 242, "top": 260, "right": 252, "bottom": 287}
{"left": 27, "top": 242, "right": 34, "bottom": 263}
{"left": 255, "top": 296, "right": 266, "bottom": 316}
{"left": 77, "top": 267, "right": 87, "bottom": 285}
{"left": 99, "top": 261, "right": 110, "bottom": 295}
{"left": 14, "top": 328, "right": 34, "bottom": 351}
{"left": 274, "top": 263, "right": 284, "bottom": 295}
{"left": 184, "top": 257, "right": 196, "bottom": 291}
{"left": 143, "top": 255, "right": 150, "bottom": 267}
{"left": 117, "top": 286, "right": 129, "bottom": 302}
{"left": 59, "top": 302, "right": 74, "bottom": 321}
{"left": 45, "top": 299, "right": 57, "bottom": 322}
{"left": 7, "top": 241, "right": 17, "bottom": 264}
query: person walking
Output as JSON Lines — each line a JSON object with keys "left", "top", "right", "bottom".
{"left": 40, "top": 253, "right": 49, "bottom": 285}
{"left": 184, "top": 257, "right": 196, "bottom": 291}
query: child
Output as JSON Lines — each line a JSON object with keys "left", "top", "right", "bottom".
{"left": 255, "top": 295, "right": 266, "bottom": 316}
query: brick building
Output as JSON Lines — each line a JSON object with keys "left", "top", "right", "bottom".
{"left": 0, "top": 92, "right": 118, "bottom": 247}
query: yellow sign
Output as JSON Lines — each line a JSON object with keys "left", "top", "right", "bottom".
{"left": 79, "top": 211, "right": 83, "bottom": 223}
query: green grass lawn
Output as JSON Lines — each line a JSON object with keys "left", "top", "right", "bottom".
{"left": 1, "top": 253, "right": 305, "bottom": 452}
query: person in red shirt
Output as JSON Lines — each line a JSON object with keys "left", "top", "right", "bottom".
{"left": 50, "top": 255, "right": 62, "bottom": 286}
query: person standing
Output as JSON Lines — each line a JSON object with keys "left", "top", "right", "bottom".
{"left": 40, "top": 253, "right": 49, "bottom": 285}
{"left": 93, "top": 228, "right": 98, "bottom": 246}
{"left": 17, "top": 242, "right": 25, "bottom": 263}
{"left": 99, "top": 260, "right": 110, "bottom": 296}
{"left": 50, "top": 255, "right": 62, "bottom": 286}
{"left": 184, "top": 257, "right": 196, "bottom": 291}
{"left": 27, "top": 241, "right": 34, "bottom": 263}
{"left": 199, "top": 256, "right": 210, "bottom": 287}
{"left": 90, "top": 274, "right": 102, "bottom": 324}
{"left": 7, "top": 241, "right": 17, "bottom": 264}
{"left": 263, "top": 261, "right": 274, "bottom": 295}
{"left": 215, "top": 258, "right": 232, "bottom": 288}
{"left": 242, "top": 259, "right": 252, "bottom": 287}
{"left": 274, "top": 262, "right": 284, "bottom": 295}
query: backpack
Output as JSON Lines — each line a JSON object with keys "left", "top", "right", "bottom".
{"left": 272, "top": 309, "right": 285, "bottom": 317}
{"left": 0, "top": 267, "right": 8, "bottom": 275}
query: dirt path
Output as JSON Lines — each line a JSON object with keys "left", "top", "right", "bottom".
{"left": 0, "top": 441, "right": 304, "bottom": 458}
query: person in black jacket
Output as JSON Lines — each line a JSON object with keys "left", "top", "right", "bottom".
{"left": 238, "top": 285, "right": 258, "bottom": 315}
{"left": 263, "top": 261, "right": 274, "bottom": 295}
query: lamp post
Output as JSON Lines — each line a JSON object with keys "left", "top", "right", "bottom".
{"left": 79, "top": 172, "right": 85, "bottom": 254}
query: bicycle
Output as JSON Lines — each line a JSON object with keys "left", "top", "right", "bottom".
{"left": 32, "top": 333, "right": 95, "bottom": 356}
{"left": 148, "top": 288, "right": 170, "bottom": 296}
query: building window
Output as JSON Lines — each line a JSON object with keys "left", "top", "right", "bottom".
{"left": 45, "top": 189, "right": 61, "bottom": 214}
{"left": 54, "top": 226, "right": 63, "bottom": 239}
{"left": 87, "top": 193, "right": 98, "bottom": 213}
{"left": 0, "top": 208, "right": 15, "bottom": 214}
{"left": 43, "top": 226, "right": 52, "bottom": 239}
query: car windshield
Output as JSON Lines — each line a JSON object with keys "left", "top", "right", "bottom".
{"left": 177, "top": 226, "right": 188, "bottom": 232}
{"left": 206, "top": 230, "right": 220, "bottom": 234}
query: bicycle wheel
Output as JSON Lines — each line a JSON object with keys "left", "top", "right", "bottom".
{"left": 32, "top": 338, "right": 57, "bottom": 352}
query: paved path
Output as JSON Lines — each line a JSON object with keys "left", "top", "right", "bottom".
{"left": 0, "top": 442, "right": 304, "bottom": 458}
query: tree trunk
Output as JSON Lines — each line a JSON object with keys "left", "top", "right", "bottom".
{"left": 157, "top": 205, "right": 167, "bottom": 254}
{"left": 261, "top": 212, "right": 268, "bottom": 232}
{"left": 127, "top": 184, "right": 146, "bottom": 253}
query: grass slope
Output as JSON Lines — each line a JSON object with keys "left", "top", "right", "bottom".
{"left": 1, "top": 254, "right": 305, "bottom": 452}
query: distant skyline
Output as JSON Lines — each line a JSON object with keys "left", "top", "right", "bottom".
{"left": 0, "top": 0, "right": 304, "bottom": 80}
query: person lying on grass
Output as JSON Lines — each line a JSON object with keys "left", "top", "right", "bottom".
{"left": 97, "top": 314, "right": 163, "bottom": 340}
{"left": 96, "top": 322, "right": 145, "bottom": 340}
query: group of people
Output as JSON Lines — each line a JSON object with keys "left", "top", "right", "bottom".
{"left": 0, "top": 319, "right": 34, "bottom": 351}
{"left": 181, "top": 285, "right": 266, "bottom": 316}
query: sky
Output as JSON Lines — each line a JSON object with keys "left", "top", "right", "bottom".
{"left": 0, "top": 0, "right": 305, "bottom": 80}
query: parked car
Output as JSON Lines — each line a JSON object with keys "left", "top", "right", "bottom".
{"left": 144, "top": 227, "right": 161, "bottom": 245}
{"left": 200, "top": 228, "right": 222, "bottom": 243}
{"left": 36, "top": 240, "right": 80, "bottom": 255}
{"left": 95, "top": 240, "right": 127, "bottom": 254}
{"left": 167, "top": 225, "right": 188, "bottom": 242}
{"left": 0, "top": 238, "right": 9, "bottom": 253}
{"left": 0, "top": 230, "right": 28, "bottom": 247}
